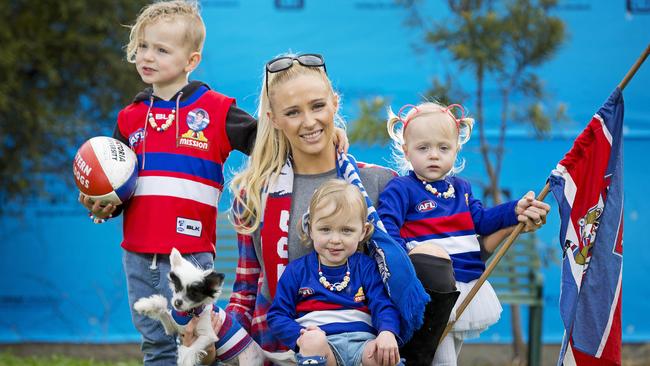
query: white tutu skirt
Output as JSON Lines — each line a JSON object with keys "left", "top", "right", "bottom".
{"left": 449, "top": 279, "right": 502, "bottom": 340}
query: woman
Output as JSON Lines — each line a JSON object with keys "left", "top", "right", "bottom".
{"left": 193, "top": 53, "right": 548, "bottom": 365}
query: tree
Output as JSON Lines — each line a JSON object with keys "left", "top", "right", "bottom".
{"left": 0, "top": 0, "right": 148, "bottom": 205}
{"left": 349, "top": 0, "right": 566, "bottom": 362}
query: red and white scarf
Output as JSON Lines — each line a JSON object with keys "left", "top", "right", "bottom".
{"left": 258, "top": 153, "right": 428, "bottom": 341}
{"left": 259, "top": 159, "right": 294, "bottom": 298}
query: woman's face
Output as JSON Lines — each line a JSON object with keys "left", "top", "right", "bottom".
{"left": 268, "top": 73, "right": 338, "bottom": 161}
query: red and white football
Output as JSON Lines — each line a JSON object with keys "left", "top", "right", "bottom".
{"left": 73, "top": 136, "right": 138, "bottom": 205}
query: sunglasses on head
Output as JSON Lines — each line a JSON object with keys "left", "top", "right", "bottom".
{"left": 265, "top": 54, "right": 327, "bottom": 96}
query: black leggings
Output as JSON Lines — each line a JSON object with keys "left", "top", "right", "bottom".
{"left": 409, "top": 253, "right": 456, "bottom": 292}
{"left": 400, "top": 253, "right": 459, "bottom": 365}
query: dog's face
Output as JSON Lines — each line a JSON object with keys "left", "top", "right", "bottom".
{"left": 167, "top": 248, "right": 225, "bottom": 312}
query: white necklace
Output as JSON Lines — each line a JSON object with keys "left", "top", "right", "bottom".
{"left": 148, "top": 109, "right": 175, "bottom": 132}
{"left": 318, "top": 257, "right": 351, "bottom": 292}
{"left": 422, "top": 180, "right": 455, "bottom": 199}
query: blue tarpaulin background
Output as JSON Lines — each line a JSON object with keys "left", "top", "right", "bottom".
{"left": 1, "top": 0, "right": 648, "bottom": 344}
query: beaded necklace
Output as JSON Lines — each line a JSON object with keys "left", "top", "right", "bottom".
{"left": 148, "top": 109, "right": 176, "bottom": 132}
{"left": 422, "top": 180, "right": 455, "bottom": 199}
{"left": 317, "top": 257, "right": 351, "bottom": 292}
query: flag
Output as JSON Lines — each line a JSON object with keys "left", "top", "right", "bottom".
{"left": 549, "top": 88, "right": 624, "bottom": 366}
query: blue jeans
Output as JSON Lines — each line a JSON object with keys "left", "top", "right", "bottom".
{"left": 123, "top": 250, "right": 214, "bottom": 366}
{"left": 327, "top": 331, "right": 375, "bottom": 366}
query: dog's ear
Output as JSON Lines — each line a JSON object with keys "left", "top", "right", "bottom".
{"left": 170, "top": 248, "right": 184, "bottom": 269}
{"left": 204, "top": 270, "right": 225, "bottom": 290}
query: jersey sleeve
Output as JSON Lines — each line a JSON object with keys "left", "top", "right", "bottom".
{"left": 108, "top": 111, "right": 129, "bottom": 217}
{"left": 224, "top": 104, "right": 257, "bottom": 155}
{"left": 266, "top": 264, "right": 304, "bottom": 350}
{"left": 377, "top": 177, "right": 410, "bottom": 252}
{"left": 465, "top": 180, "right": 518, "bottom": 235}
{"left": 225, "top": 199, "right": 261, "bottom": 331}
{"left": 362, "top": 257, "right": 403, "bottom": 345}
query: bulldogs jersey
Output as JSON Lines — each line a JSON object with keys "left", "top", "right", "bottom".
{"left": 267, "top": 252, "right": 401, "bottom": 350}
{"left": 378, "top": 171, "right": 519, "bottom": 282}
{"left": 113, "top": 81, "right": 255, "bottom": 254}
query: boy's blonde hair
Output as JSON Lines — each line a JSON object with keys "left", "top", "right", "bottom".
{"left": 387, "top": 101, "right": 475, "bottom": 176}
{"left": 126, "top": 0, "right": 205, "bottom": 63}
{"left": 298, "top": 180, "right": 374, "bottom": 249}
{"left": 230, "top": 53, "right": 344, "bottom": 234}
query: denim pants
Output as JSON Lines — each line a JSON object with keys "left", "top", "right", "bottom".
{"left": 123, "top": 250, "right": 214, "bottom": 366}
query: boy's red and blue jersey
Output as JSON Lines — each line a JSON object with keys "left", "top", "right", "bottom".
{"left": 378, "top": 172, "right": 518, "bottom": 283}
{"left": 113, "top": 81, "right": 255, "bottom": 255}
{"left": 267, "top": 252, "right": 401, "bottom": 350}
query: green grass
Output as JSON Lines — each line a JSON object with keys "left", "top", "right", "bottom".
{"left": 0, "top": 353, "right": 140, "bottom": 366}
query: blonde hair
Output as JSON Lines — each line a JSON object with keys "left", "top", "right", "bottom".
{"left": 126, "top": 0, "right": 205, "bottom": 63}
{"left": 387, "top": 101, "right": 474, "bottom": 176}
{"left": 230, "top": 53, "right": 344, "bottom": 234}
{"left": 298, "top": 180, "right": 374, "bottom": 249}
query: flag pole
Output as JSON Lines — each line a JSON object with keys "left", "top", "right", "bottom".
{"left": 618, "top": 44, "right": 649, "bottom": 90}
{"left": 439, "top": 43, "right": 650, "bottom": 343}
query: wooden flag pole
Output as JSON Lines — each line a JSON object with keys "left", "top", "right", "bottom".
{"left": 439, "top": 43, "right": 650, "bottom": 344}
{"left": 618, "top": 44, "right": 649, "bottom": 90}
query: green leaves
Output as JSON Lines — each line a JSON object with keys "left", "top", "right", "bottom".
{"left": 0, "top": 0, "right": 148, "bottom": 205}
{"left": 348, "top": 96, "right": 391, "bottom": 145}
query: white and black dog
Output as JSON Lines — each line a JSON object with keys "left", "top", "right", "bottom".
{"left": 134, "top": 248, "right": 295, "bottom": 366}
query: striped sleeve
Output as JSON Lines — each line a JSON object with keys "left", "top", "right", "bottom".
{"left": 225, "top": 222, "right": 260, "bottom": 332}
{"left": 377, "top": 177, "right": 410, "bottom": 252}
{"left": 463, "top": 179, "right": 518, "bottom": 235}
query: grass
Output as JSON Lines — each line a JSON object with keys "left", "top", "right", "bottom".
{"left": 0, "top": 352, "right": 140, "bottom": 366}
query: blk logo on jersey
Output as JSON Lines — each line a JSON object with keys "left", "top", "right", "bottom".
{"left": 416, "top": 200, "right": 437, "bottom": 212}
{"left": 176, "top": 217, "right": 202, "bottom": 237}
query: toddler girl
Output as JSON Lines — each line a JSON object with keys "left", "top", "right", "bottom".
{"left": 268, "top": 179, "right": 402, "bottom": 366}
{"left": 377, "top": 102, "right": 548, "bottom": 365}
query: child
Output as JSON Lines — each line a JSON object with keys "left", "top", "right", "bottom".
{"left": 77, "top": 2, "right": 349, "bottom": 364}
{"left": 267, "top": 180, "right": 402, "bottom": 366}
{"left": 377, "top": 102, "right": 549, "bottom": 365}
{"left": 76, "top": 2, "right": 255, "bottom": 364}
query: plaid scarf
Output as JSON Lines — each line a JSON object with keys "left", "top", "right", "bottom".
{"left": 260, "top": 152, "right": 428, "bottom": 342}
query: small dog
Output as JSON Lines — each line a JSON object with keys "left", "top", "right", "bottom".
{"left": 134, "top": 248, "right": 295, "bottom": 366}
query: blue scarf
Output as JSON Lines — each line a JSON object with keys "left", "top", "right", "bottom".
{"left": 336, "top": 153, "right": 428, "bottom": 342}
{"left": 261, "top": 152, "right": 428, "bottom": 342}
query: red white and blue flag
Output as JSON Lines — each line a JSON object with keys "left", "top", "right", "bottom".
{"left": 549, "top": 88, "right": 624, "bottom": 366}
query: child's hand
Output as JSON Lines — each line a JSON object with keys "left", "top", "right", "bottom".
{"left": 515, "top": 191, "right": 551, "bottom": 232}
{"left": 366, "top": 330, "right": 400, "bottom": 366}
{"left": 78, "top": 192, "right": 117, "bottom": 219}
{"left": 296, "top": 325, "right": 325, "bottom": 349}
{"left": 299, "top": 325, "right": 323, "bottom": 335}
{"left": 332, "top": 127, "right": 349, "bottom": 154}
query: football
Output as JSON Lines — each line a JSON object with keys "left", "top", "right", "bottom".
{"left": 73, "top": 136, "right": 138, "bottom": 205}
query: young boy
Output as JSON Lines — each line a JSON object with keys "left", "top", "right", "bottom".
{"left": 78, "top": 2, "right": 257, "bottom": 364}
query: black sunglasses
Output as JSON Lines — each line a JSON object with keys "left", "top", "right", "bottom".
{"left": 265, "top": 54, "right": 327, "bottom": 96}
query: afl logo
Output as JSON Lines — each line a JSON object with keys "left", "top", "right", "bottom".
{"left": 416, "top": 200, "right": 437, "bottom": 212}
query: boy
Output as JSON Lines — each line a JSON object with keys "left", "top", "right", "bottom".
{"left": 78, "top": 2, "right": 256, "bottom": 364}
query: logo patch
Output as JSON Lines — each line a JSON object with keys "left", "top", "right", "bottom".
{"left": 176, "top": 217, "right": 202, "bottom": 237}
{"left": 179, "top": 108, "right": 210, "bottom": 151}
{"left": 298, "top": 287, "right": 314, "bottom": 297}
{"left": 416, "top": 200, "right": 437, "bottom": 213}
{"left": 353, "top": 287, "right": 366, "bottom": 302}
{"left": 129, "top": 128, "right": 145, "bottom": 149}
